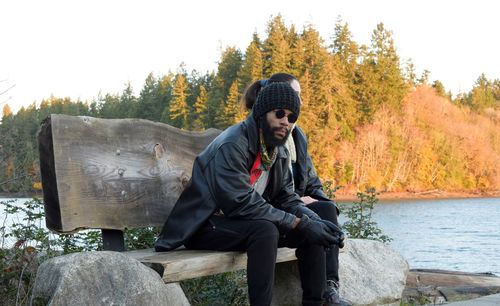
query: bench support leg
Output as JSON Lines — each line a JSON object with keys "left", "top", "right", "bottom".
{"left": 102, "top": 229, "right": 125, "bottom": 251}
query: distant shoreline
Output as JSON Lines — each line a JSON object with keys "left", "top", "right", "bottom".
{"left": 2, "top": 190, "right": 499, "bottom": 202}
{"left": 0, "top": 192, "right": 42, "bottom": 199}
{"left": 334, "top": 190, "right": 500, "bottom": 201}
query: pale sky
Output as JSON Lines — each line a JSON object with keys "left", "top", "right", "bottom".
{"left": 1, "top": 0, "right": 499, "bottom": 113}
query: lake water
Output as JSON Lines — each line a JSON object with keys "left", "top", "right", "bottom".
{"left": 340, "top": 197, "right": 500, "bottom": 276}
{"left": 2, "top": 197, "right": 500, "bottom": 275}
{"left": 1, "top": 198, "right": 45, "bottom": 248}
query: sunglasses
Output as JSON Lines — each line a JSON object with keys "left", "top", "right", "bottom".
{"left": 273, "top": 109, "right": 298, "bottom": 123}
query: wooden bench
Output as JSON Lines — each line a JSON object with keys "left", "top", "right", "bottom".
{"left": 37, "top": 114, "right": 298, "bottom": 284}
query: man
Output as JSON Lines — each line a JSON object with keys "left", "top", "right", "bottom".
{"left": 155, "top": 82, "right": 344, "bottom": 306}
{"left": 243, "top": 73, "right": 347, "bottom": 305}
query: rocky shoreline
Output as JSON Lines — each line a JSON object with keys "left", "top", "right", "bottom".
{"left": 403, "top": 269, "right": 500, "bottom": 304}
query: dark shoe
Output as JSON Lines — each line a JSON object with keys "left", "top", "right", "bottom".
{"left": 323, "top": 280, "right": 352, "bottom": 306}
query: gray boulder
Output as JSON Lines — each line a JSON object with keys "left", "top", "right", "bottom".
{"left": 272, "top": 239, "right": 409, "bottom": 306}
{"left": 339, "top": 239, "right": 409, "bottom": 305}
{"left": 30, "top": 251, "right": 189, "bottom": 306}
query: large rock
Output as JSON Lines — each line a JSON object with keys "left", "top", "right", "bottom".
{"left": 339, "top": 239, "right": 409, "bottom": 305}
{"left": 272, "top": 239, "right": 409, "bottom": 306}
{"left": 30, "top": 251, "right": 189, "bottom": 306}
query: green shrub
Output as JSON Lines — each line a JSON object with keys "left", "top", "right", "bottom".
{"left": 342, "top": 188, "right": 392, "bottom": 243}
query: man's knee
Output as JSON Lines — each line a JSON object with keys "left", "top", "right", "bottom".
{"left": 296, "top": 240, "right": 326, "bottom": 259}
{"left": 249, "top": 220, "right": 280, "bottom": 241}
{"left": 311, "top": 201, "right": 338, "bottom": 224}
{"left": 244, "top": 220, "right": 280, "bottom": 257}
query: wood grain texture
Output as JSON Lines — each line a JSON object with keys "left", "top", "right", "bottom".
{"left": 125, "top": 247, "right": 298, "bottom": 283}
{"left": 38, "top": 114, "right": 220, "bottom": 233}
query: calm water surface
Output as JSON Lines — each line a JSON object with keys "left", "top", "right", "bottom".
{"left": 2, "top": 197, "right": 500, "bottom": 275}
{"left": 339, "top": 197, "right": 500, "bottom": 276}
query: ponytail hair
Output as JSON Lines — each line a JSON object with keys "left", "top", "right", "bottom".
{"left": 241, "top": 79, "right": 266, "bottom": 110}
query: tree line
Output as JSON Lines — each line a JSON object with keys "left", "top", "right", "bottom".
{"left": 1, "top": 15, "right": 499, "bottom": 194}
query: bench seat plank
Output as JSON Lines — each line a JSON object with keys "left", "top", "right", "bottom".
{"left": 125, "top": 247, "right": 298, "bottom": 283}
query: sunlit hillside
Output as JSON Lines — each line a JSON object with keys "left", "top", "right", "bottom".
{"left": 326, "top": 86, "right": 500, "bottom": 193}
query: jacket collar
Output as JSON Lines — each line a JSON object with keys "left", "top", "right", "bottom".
{"left": 245, "top": 113, "right": 288, "bottom": 159}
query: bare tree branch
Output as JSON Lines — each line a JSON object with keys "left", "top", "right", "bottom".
{"left": 0, "top": 84, "right": 15, "bottom": 96}
{"left": 0, "top": 79, "right": 16, "bottom": 106}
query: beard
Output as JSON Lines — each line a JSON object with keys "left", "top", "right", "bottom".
{"left": 260, "top": 117, "right": 291, "bottom": 149}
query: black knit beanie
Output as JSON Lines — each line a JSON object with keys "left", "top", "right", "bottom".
{"left": 252, "top": 82, "right": 301, "bottom": 120}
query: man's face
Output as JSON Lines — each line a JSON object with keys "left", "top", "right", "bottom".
{"left": 261, "top": 109, "right": 296, "bottom": 148}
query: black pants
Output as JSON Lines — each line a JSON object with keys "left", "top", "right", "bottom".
{"left": 307, "top": 200, "right": 340, "bottom": 283}
{"left": 185, "top": 201, "right": 337, "bottom": 306}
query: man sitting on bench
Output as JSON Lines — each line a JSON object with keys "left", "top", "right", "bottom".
{"left": 155, "top": 82, "right": 344, "bottom": 306}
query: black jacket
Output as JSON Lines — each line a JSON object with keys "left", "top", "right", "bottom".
{"left": 291, "top": 126, "right": 339, "bottom": 214}
{"left": 155, "top": 116, "right": 319, "bottom": 251}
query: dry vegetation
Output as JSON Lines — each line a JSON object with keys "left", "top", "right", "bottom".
{"left": 318, "top": 86, "right": 500, "bottom": 193}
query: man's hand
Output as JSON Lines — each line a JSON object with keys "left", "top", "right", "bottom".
{"left": 301, "top": 196, "right": 318, "bottom": 205}
{"left": 316, "top": 219, "right": 345, "bottom": 248}
{"left": 296, "top": 215, "right": 337, "bottom": 247}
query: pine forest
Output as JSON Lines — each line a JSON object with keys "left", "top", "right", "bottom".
{"left": 1, "top": 16, "right": 499, "bottom": 196}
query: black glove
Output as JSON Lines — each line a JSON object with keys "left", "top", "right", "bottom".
{"left": 316, "top": 219, "right": 345, "bottom": 248}
{"left": 296, "top": 215, "right": 337, "bottom": 247}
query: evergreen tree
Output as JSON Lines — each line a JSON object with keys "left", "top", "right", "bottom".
{"left": 0, "top": 104, "right": 13, "bottom": 187}
{"left": 97, "top": 93, "right": 121, "bottom": 118}
{"left": 239, "top": 33, "right": 264, "bottom": 91}
{"left": 2, "top": 104, "right": 12, "bottom": 118}
{"left": 470, "top": 74, "right": 496, "bottom": 110}
{"left": 263, "top": 15, "right": 290, "bottom": 75}
{"left": 158, "top": 73, "right": 174, "bottom": 124}
{"left": 403, "top": 59, "right": 417, "bottom": 87}
{"left": 186, "top": 70, "right": 211, "bottom": 123}
{"left": 300, "top": 25, "right": 332, "bottom": 124}
{"left": 432, "top": 80, "right": 447, "bottom": 97}
{"left": 120, "top": 82, "right": 138, "bottom": 118}
{"left": 169, "top": 73, "right": 190, "bottom": 129}
{"left": 192, "top": 85, "right": 208, "bottom": 130}
{"left": 331, "top": 18, "right": 359, "bottom": 75}
{"left": 135, "top": 73, "right": 163, "bottom": 121}
{"left": 286, "top": 24, "right": 304, "bottom": 77}
{"left": 330, "top": 19, "right": 361, "bottom": 133}
{"left": 355, "top": 23, "right": 408, "bottom": 122}
{"left": 220, "top": 81, "right": 245, "bottom": 129}
{"left": 215, "top": 47, "right": 243, "bottom": 95}
{"left": 207, "top": 47, "right": 243, "bottom": 129}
